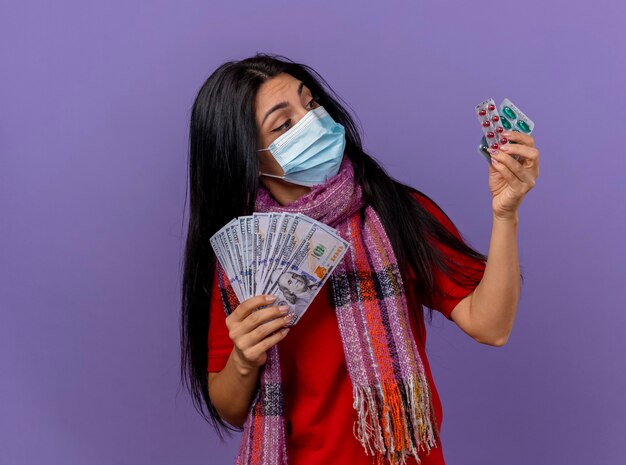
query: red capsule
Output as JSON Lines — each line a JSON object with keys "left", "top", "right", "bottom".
{"left": 500, "top": 137, "right": 508, "bottom": 144}
{"left": 486, "top": 131, "right": 495, "bottom": 139}
{"left": 491, "top": 143, "right": 499, "bottom": 150}
{"left": 496, "top": 126, "right": 504, "bottom": 133}
{"left": 491, "top": 115, "right": 500, "bottom": 122}
{"left": 488, "top": 104, "right": 496, "bottom": 111}
{"left": 478, "top": 109, "right": 487, "bottom": 116}
{"left": 482, "top": 120, "right": 491, "bottom": 127}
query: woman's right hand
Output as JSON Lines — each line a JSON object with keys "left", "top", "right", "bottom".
{"left": 224, "top": 295, "right": 292, "bottom": 374}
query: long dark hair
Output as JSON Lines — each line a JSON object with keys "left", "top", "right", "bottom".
{"left": 180, "top": 52, "right": 515, "bottom": 438}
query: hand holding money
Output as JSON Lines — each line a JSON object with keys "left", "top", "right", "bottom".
{"left": 225, "top": 294, "right": 292, "bottom": 374}
{"left": 210, "top": 212, "right": 350, "bottom": 326}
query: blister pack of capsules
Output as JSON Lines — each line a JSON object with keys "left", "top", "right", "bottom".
{"left": 475, "top": 98, "right": 535, "bottom": 163}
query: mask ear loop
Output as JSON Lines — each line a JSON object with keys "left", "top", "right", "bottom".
{"left": 259, "top": 171, "right": 285, "bottom": 180}
{"left": 258, "top": 147, "right": 285, "bottom": 179}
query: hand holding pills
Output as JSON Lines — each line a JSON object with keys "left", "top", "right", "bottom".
{"left": 474, "top": 97, "right": 540, "bottom": 221}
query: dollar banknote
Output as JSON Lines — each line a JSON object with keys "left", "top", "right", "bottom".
{"left": 210, "top": 212, "right": 350, "bottom": 325}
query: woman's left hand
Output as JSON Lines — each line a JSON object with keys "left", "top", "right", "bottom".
{"left": 488, "top": 131, "right": 540, "bottom": 220}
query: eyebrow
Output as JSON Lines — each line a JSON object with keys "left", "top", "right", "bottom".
{"left": 261, "top": 81, "right": 305, "bottom": 128}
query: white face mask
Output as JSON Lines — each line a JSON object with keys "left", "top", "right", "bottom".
{"left": 257, "top": 106, "right": 346, "bottom": 187}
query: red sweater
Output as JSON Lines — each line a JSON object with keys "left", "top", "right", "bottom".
{"left": 207, "top": 191, "right": 487, "bottom": 464}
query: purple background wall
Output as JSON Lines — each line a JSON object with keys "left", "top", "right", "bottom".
{"left": 2, "top": 1, "right": 624, "bottom": 464}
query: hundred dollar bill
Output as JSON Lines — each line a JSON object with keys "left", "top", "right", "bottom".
{"left": 252, "top": 213, "right": 270, "bottom": 297}
{"left": 263, "top": 220, "right": 350, "bottom": 326}
{"left": 211, "top": 212, "right": 351, "bottom": 322}
{"left": 224, "top": 230, "right": 246, "bottom": 300}
{"left": 240, "top": 216, "right": 254, "bottom": 298}
{"left": 210, "top": 219, "right": 245, "bottom": 302}
{"left": 226, "top": 222, "right": 246, "bottom": 299}
{"left": 264, "top": 214, "right": 292, "bottom": 284}
{"left": 237, "top": 217, "right": 247, "bottom": 297}
{"left": 262, "top": 214, "right": 313, "bottom": 294}
{"left": 258, "top": 213, "right": 283, "bottom": 287}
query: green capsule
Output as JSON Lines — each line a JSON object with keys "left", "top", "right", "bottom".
{"left": 516, "top": 120, "right": 531, "bottom": 133}
{"left": 501, "top": 117, "right": 512, "bottom": 130}
{"left": 502, "top": 106, "right": 517, "bottom": 120}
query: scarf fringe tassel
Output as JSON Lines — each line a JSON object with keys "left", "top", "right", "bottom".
{"left": 352, "top": 371, "right": 440, "bottom": 465}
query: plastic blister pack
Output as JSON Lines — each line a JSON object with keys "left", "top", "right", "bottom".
{"left": 475, "top": 97, "right": 535, "bottom": 163}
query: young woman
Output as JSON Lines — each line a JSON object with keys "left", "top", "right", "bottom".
{"left": 180, "top": 53, "right": 540, "bottom": 465}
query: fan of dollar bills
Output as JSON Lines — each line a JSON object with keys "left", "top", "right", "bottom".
{"left": 210, "top": 212, "right": 350, "bottom": 326}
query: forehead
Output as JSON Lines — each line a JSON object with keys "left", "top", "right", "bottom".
{"left": 255, "top": 73, "right": 307, "bottom": 111}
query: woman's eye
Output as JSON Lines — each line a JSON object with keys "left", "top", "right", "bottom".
{"left": 307, "top": 95, "right": 320, "bottom": 109}
{"left": 272, "top": 119, "right": 291, "bottom": 132}
{"left": 271, "top": 97, "right": 319, "bottom": 132}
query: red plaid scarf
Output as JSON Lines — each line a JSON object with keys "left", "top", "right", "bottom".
{"left": 215, "top": 156, "right": 440, "bottom": 464}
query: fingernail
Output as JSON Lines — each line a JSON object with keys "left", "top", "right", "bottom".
{"left": 266, "top": 295, "right": 277, "bottom": 302}
{"left": 502, "top": 131, "right": 512, "bottom": 136}
{"left": 491, "top": 157, "right": 499, "bottom": 165}
{"left": 284, "top": 313, "right": 294, "bottom": 322}
{"left": 281, "top": 328, "right": 290, "bottom": 335}
{"left": 500, "top": 144, "right": 511, "bottom": 151}
{"left": 278, "top": 305, "right": 289, "bottom": 313}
